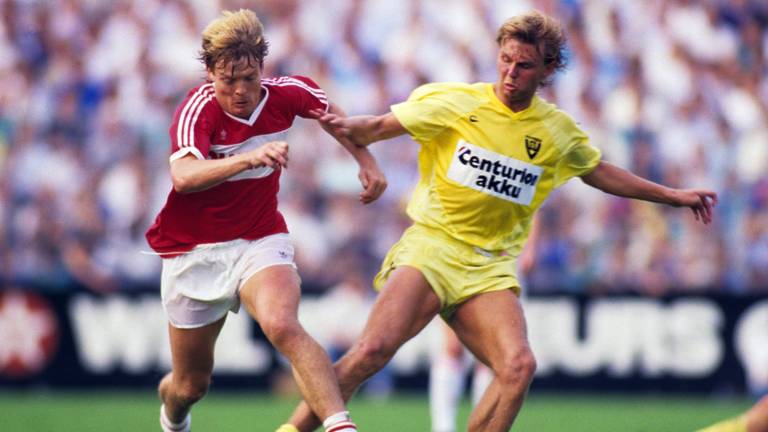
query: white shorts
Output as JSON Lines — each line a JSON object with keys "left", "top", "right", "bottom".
{"left": 160, "top": 234, "right": 296, "bottom": 329}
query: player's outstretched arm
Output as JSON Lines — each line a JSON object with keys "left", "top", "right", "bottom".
{"left": 581, "top": 161, "right": 718, "bottom": 224}
{"left": 308, "top": 109, "right": 408, "bottom": 146}
{"left": 170, "top": 141, "right": 289, "bottom": 193}
{"left": 320, "top": 103, "right": 388, "bottom": 204}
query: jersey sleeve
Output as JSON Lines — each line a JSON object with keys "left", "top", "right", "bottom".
{"left": 168, "top": 85, "right": 216, "bottom": 162}
{"left": 390, "top": 83, "right": 466, "bottom": 145}
{"left": 286, "top": 76, "right": 330, "bottom": 117}
{"left": 552, "top": 124, "right": 602, "bottom": 188}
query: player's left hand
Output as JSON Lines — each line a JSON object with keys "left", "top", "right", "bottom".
{"left": 675, "top": 189, "right": 718, "bottom": 225}
{"left": 358, "top": 162, "right": 387, "bottom": 204}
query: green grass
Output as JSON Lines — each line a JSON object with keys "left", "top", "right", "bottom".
{"left": 0, "top": 390, "right": 753, "bottom": 432}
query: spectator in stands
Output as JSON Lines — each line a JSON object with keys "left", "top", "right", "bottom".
{"left": 0, "top": 0, "right": 764, "bottom": 296}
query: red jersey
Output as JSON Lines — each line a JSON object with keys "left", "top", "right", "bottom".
{"left": 145, "top": 75, "right": 329, "bottom": 255}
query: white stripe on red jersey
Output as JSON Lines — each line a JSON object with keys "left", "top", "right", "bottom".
{"left": 176, "top": 84, "right": 214, "bottom": 150}
{"left": 264, "top": 77, "right": 326, "bottom": 98}
{"left": 169, "top": 146, "right": 205, "bottom": 163}
{"left": 263, "top": 77, "right": 328, "bottom": 107}
{"left": 185, "top": 90, "right": 216, "bottom": 149}
{"left": 209, "top": 129, "right": 288, "bottom": 181}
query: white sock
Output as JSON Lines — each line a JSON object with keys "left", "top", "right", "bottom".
{"left": 471, "top": 363, "right": 493, "bottom": 406}
{"left": 429, "top": 355, "right": 467, "bottom": 432}
{"left": 160, "top": 404, "right": 191, "bottom": 432}
{"left": 323, "top": 411, "right": 357, "bottom": 432}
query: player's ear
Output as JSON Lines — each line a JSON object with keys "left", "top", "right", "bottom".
{"left": 206, "top": 68, "right": 215, "bottom": 83}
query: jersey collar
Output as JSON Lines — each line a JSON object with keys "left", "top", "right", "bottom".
{"left": 224, "top": 86, "right": 270, "bottom": 126}
{"left": 486, "top": 83, "right": 539, "bottom": 119}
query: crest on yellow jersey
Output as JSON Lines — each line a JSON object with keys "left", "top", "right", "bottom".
{"left": 525, "top": 135, "right": 541, "bottom": 159}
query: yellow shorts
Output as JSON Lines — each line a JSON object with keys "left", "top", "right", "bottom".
{"left": 373, "top": 223, "right": 520, "bottom": 318}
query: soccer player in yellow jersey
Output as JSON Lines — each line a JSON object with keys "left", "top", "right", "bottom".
{"left": 276, "top": 10, "right": 717, "bottom": 432}
{"left": 697, "top": 395, "right": 768, "bottom": 432}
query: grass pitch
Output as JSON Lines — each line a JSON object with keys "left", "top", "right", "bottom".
{"left": 0, "top": 390, "right": 752, "bottom": 431}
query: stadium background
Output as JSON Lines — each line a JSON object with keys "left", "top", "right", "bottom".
{"left": 0, "top": 0, "right": 766, "bottom": 430}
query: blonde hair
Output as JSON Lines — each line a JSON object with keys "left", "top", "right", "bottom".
{"left": 199, "top": 9, "right": 269, "bottom": 71}
{"left": 496, "top": 10, "right": 567, "bottom": 73}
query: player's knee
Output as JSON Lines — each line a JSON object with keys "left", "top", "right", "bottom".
{"left": 260, "top": 315, "right": 303, "bottom": 348}
{"left": 353, "top": 337, "right": 396, "bottom": 374}
{"left": 174, "top": 377, "right": 209, "bottom": 406}
{"left": 495, "top": 347, "right": 536, "bottom": 389}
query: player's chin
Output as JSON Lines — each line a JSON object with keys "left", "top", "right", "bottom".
{"left": 230, "top": 104, "right": 253, "bottom": 117}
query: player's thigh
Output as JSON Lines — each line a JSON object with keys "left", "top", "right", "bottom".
{"left": 448, "top": 289, "right": 529, "bottom": 367}
{"left": 360, "top": 265, "right": 441, "bottom": 349}
{"left": 239, "top": 264, "right": 301, "bottom": 323}
{"left": 167, "top": 316, "right": 226, "bottom": 379}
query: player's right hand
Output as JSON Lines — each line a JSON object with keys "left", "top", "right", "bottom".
{"left": 308, "top": 109, "right": 352, "bottom": 138}
{"left": 358, "top": 161, "right": 387, "bottom": 204}
{"left": 249, "top": 141, "right": 289, "bottom": 169}
{"left": 674, "top": 188, "right": 718, "bottom": 225}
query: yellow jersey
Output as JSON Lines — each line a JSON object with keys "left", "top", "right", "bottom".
{"left": 391, "top": 82, "right": 601, "bottom": 255}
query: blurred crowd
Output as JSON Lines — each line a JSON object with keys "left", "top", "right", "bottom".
{"left": 0, "top": 0, "right": 766, "bottom": 296}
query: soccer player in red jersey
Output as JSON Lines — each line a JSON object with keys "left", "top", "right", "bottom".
{"left": 145, "top": 9, "right": 384, "bottom": 432}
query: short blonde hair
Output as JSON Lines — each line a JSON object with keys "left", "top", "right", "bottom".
{"left": 496, "top": 10, "right": 567, "bottom": 73}
{"left": 199, "top": 9, "right": 269, "bottom": 71}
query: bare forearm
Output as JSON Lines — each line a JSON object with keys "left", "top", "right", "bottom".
{"left": 583, "top": 161, "right": 718, "bottom": 224}
{"left": 319, "top": 103, "right": 387, "bottom": 203}
{"left": 343, "top": 115, "right": 383, "bottom": 145}
{"left": 341, "top": 137, "right": 378, "bottom": 166}
{"left": 347, "top": 113, "right": 407, "bottom": 146}
{"left": 171, "top": 141, "right": 288, "bottom": 194}
{"left": 171, "top": 154, "right": 254, "bottom": 193}
{"left": 581, "top": 162, "right": 678, "bottom": 205}
{"left": 328, "top": 104, "right": 380, "bottom": 162}
{"left": 311, "top": 107, "right": 407, "bottom": 147}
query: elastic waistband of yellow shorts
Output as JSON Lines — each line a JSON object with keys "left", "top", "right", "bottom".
{"left": 411, "top": 223, "right": 510, "bottom": 258}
